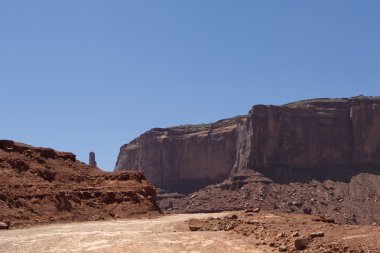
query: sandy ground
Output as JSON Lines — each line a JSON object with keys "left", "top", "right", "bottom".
{"left": 0, "top": 213, "right": 265, "bottom": 253}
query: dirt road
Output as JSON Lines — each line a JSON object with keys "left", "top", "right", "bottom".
{"left": 0, "top": 213, "right": 264, "bottom": 253}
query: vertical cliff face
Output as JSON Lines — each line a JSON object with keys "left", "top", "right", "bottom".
{"left": 115, "top": 117, "right": 245, "bottom": 192}
{"left": 249, "top": 102, "right": 354, "bottom": 173}
{"left": 116, "top": 96, "right": 380, "bottom": 191}
{"left": 351, "top": 101, "right": 380, "bottom": 166}
{"left": 233, "top": 96, "right": 380, "bottom": 182}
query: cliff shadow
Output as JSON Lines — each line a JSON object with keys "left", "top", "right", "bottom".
{"left": 159, "top": 177, "right": 224, "bottom": 195}
{"left": 253, "top": 166, "right": 380, "bottom": 184}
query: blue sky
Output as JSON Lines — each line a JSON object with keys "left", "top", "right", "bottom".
{"left": 1, "top": 1, "right": 379, "bottom": 171}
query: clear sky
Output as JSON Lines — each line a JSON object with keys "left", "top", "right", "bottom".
{"left": 1, "top": 1, "right": 379, "bottom": 171}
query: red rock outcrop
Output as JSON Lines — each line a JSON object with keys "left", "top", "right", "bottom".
{"left": 115, "top": 117, "right": 245, "bottom": 192}
{"left": 234, "top": 96, "right": 380, "bottom": 182}
{"left": 115, "top": 96, "right": 380, "bottom": 191}
{"left": 0, "top": 140, "right": 161, "bottom": 228}
{"left": 89, "top": 151, "right": 97, "bottom": 166}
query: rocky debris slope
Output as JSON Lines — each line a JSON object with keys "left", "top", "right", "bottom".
{"left": 188, "top": 211, "right": 380, "bottom": 253}
{"left": 115, "top": 116, "right": 245, "bottom": 192}
{"left": 115, "top": 96, "right": 380, "bottom": 192}
{"left": 0, "top": 140, "right": 161, "bottom": 228}
{"left": 160, "top": 170, "right": 380, "bottom": 225}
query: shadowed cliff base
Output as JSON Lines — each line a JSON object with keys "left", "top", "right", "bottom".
{"left": 251, "top": 166, "right": 380, "bottom": 184}
{"left": 159, "top": 170, "right": 380, "bottom": 226}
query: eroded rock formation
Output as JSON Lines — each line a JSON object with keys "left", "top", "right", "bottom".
{"left": 115, "top": 96, "right": 380, "bottom": 192}
{"left": 115, "top": 117, "right": 245, "bottom": 192}
{"left": 89, "top": 151, "right": 97, "bottom": 166}
{"left": 234, "top": 96, "right": 380, "bottom": 182}
{"left": 0, "top": 140, "right": 161, "bottom": 228}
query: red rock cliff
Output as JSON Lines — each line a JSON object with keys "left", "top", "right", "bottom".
{"left": 115, "top": 96, "right": 380, "bottom": 191}
{"left": 115, "top": 117, "right": 245, "bottom": 192}
{"left": 234, "top": 96, "right": 380, "bottom": 181}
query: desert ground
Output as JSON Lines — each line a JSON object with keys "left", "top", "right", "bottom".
{"left": 1, "top": 211, "right": 380, "bottom": 253}
{"left": 0, "top": 213, "right": 262, "bottom": 253}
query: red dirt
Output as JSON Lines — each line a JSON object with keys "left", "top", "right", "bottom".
{"left": 188, "top": 211, "right": 380, "bottom": 253}
{"left": 0, "top": 140, "right": 161, "bottom": 228}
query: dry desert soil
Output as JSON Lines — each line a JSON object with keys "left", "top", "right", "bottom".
{"left": 0, "top": 212, "right": 262, "bottom": 253}
{"left": 1, "top": 211, "right": 380, "bottom": 253}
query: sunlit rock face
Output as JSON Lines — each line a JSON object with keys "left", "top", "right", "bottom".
{"left": 115, "top": 116, "right": 245, "bottom": 193}
{"left": 234, "top": 96, "right": 380, "bottom": 182}
{"left": 115, "top": 96, "right": 380, "bottom": 192}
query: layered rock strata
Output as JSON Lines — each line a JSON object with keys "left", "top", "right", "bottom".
{"left": 234, "top": 96, "right": 380, "bottom": 182}
{"left": 115, "top": 117, "right": 245, "bottom": 192}
{"left": 0, "top": 140, "right": 161, "bottom": 228}
{"left": 115, "top": 96, "right": 380, "bottom": 191}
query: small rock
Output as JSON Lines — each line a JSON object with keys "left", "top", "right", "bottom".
{"left": 245, "top": 209, "right": 254, "bottom": 213}
{"left": 223, "top": 222, "right": 237, "bottom": 231}
{"left": 292, "top": 201, "right": 303, "bottom": 207}
{"left": 189, "top": 225, "right": 201, "bottom": 231}
{"left": 279, "top": 246, "right": 288, "bottom": 252}
{"left": 275, "top": 232, "right": 286, "bottom": 239}
{"left": 294, "top": 238, "right": 309, "bottom": 250}
{"left": 291, "top": 231, "right": 299, "bottom": 237}
{"left": 253, "top": 207, "right": 260, "bottom": 213}
{"left": 303, "top": 207, "right": 312, "bottom": 215}
{"left": 0, "top": 221, "right": 10, "bottom": 230}
{"left": 327, "top": 242, "right": 340, "bottom": 251}
{"left": 231, "top": 214, "right": 238, "bottom": 219}
{"left": 309, "top": 231, "right": 324, "bottom": 238}
{"left": 190, "top": 194, "right": 198, "bottom": 199}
